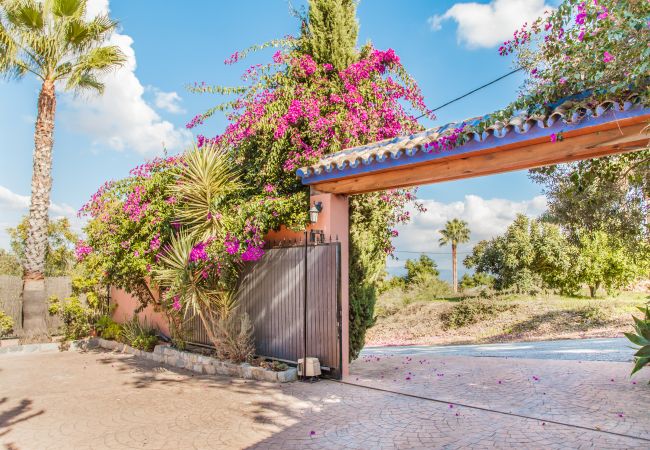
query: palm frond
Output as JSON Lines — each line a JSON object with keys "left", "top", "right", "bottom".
{"left": 49, "top": 0, "right": 84, "bottom": 19}
{"left": 5, "top": 0, "right": 44, "bottom": 31}
{"left": 154, "top": 232, "right": 218, "bottom": 318}
{"left": 171, "top": 143, "right": 242, "bottom": 240}
{"left": 0, "top": 0, "right": 123, "bottom": 88}
{"left": 65, "top": 45, "right": 125, "bottom": 90}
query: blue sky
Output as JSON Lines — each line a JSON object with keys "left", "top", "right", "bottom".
{"left": 0, "top": 0, "right": 557, "bottom": 280}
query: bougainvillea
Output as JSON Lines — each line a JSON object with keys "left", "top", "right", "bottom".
{"left": 184, "top": 32, "right": 434, "bottom": 359}
{"left": 498, "top": 0, "right": 649, "bottom": 113}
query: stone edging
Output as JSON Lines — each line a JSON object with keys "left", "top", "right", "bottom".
{"left": 0, "top": 338, "right": 297, "bottom": 383}
{"left": 87, "top": 338, "right": 297, "bottom": 383}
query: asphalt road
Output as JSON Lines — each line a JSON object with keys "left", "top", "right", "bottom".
{"left": 361, "top": 337, "right": 635, "bottom": 362}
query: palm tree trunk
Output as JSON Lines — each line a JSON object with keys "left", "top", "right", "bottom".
{"left": 22, "top": 79, "right": 56, "bottom": 335}
{"left": 452, "top": 243, "right": 458, "bottom": 293}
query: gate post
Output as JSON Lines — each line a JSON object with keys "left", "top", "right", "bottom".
{"left": 309, "top": 190, "right": 350, "bottom": 377}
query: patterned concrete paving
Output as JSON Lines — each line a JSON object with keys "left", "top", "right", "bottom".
{"left": 349, "top": 352, "right": 650, "bottom": 442}
{"left": 0, "top": 349, "right": 648, "bottom": 449}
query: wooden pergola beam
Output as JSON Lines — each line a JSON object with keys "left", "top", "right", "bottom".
{"left": 306, "top": 115, "right": 649, "bottom": 195}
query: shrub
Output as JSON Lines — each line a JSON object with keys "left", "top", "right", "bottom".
{"left": 48, "top": 295, "right": 92, "bottom": 340}
{"left": 214, "top": 312, "right": 255, "bottom": 363}
{"left": 441, "top": 299, "right": 516, "bottom": 330}
{"left": 0, "top": 310, "right": 14, "bottom": 338}
{"left": 624, "top": 303, "right": 650, "bottom": 378}
{"left": 121, "top": 317, "right": 157, "bottom": 351}
{"left": 94, "top": 315, "right": 122, "bottom": 341}
{"left": 131, "top": 334, "right": 158, "bottom": 352}
{"left": 574, "top": 304, "right": 607, "bottom": 326}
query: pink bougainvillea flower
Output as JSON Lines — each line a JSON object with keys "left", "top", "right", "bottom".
{"left": 189, "top": 241, "right": 209, "bottom": 262}
{"left": 172, "top": 296, "right": 181, "bottom": 311}
{"left": 550, "top": 133, "right": 558, "bottom": 143}
{"left": 74, "top": 240, "right": 93, "bottom": 261}
{"left": 603, "top": 51, "right": 614, "bottom": 63}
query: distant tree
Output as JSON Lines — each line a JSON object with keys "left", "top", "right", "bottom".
{"left": 464, "top": 215, "right": 573, "bottom": 294}
{"left": 439, "top": 219, "right": 470, "bottom": 293}
{"left": 459, "top": 272, "right": 495, "bottom": 291}
{"left": 302, "top": 0, "right": 359, "bottom": 71}
{"left": 0, "top": 249, "right": 22, "bottom": 276}
{"left": 569, "top": 230, "right": 644, "bottom": 297}
{"left": 404, "top": 254, "right": 439, "bottom": 285}
{"left": 530, "top": 151, "right": 649, "bottom": 256}
{"left": 0, "top": 0, "right": 125, "bottom": 333}
{"left": 8, "top": 216, "right": 78, "bottom": 277}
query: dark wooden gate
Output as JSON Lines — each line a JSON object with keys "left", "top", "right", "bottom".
{"left": 186, "top": 242, "right": 342, "bottom": 379}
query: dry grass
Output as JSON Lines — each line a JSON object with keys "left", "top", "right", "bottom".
{"left": 366, "top": 289, "right": 648, "bottom": 347}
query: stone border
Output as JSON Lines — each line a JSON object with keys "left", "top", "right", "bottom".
{"left": 87, "top": 338, "right": 297, "bottom": 383}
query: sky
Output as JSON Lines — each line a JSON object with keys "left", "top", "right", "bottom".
{"left": 0, "top": 0, "right": 559, "bottom": 281}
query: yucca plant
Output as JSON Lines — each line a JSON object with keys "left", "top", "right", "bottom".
{"left": 624, "top": 302, "right": 650, "bottom": 378}
{"left": 170, "top": 143, "right": 242, "bottom": 240}
{"left": 154, "top": 232, "right": 235, "bottom": 354}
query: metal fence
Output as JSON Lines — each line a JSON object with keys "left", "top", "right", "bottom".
{"left": 186, "top": 241, "right": 342, "bottom": 379}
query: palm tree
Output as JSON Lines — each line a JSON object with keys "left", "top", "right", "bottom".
{"left": 0, "top": 0, "right": 125, "bottom": 334}
{"left": 439, "top": 219, "right": 471, "bottom": 293}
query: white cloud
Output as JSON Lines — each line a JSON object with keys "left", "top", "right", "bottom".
{"left": 151, "top": 88, "right": 186, "bottom": 114}
{"left": 61, "top": 0, "right": 191, "bottom": 156}
{"left": 0, "top": 185, "right": 85, "bottom": 250}
{"left": 388, "top": 194, "right": 547, "bottom": 278}
{"left": 428, "top": 0, "right": 552, "bottom": 49}
{"left": 0, "top": 185, "right": 30, "bottom": 210}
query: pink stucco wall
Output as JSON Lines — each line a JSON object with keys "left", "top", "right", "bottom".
{"left": 110, "top": 286, "right": 170, "bottom": 336}
{"left": 109, "top": 192, "right": 350, "bottom": 376}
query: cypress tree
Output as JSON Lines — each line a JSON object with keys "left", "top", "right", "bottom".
{"left": 303, "top": 0, "right": 359, "bottom": 70}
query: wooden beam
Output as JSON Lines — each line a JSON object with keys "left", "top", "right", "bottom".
{"left": 310, "top": 120, "right": 649, "bottom": 195}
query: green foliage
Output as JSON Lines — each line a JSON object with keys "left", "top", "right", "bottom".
{"left": 0, "top": 0, "right": 126, "bottom": 91}
{"left": 0, "top": 248, "right": 21, "bottom": 276}
{"left": 464, "top": 215, "right": 574, "bottom": 294}
{"left": 568, "top": 230, "right": 643, "bottom": 297}
{"left": 441, "top": 299, "right": 516, "bottom": 330}
{"left": 94, "top": 315, "right": 122, "bottom": 341}
{"left": 504, "top": 0, "right": 649, "bottom": 117}
{"left": 8, "top": 216, "right": 78, "bottom": 276}
{"left": 624, "top": 302, "right": 650, "bottom": 377}
{"left": 438, "top": 219, "right": 471, "bottom": 248}
{"left": 48, "top": 295, "right": 92, "bottom": 340}
{"left": 404, "top": 255, "right": 439, "bottom": 285}
{"left": 131, "top": 334, "right": 158, "bottom": 352}
{"left": 302, "top": 0, "right": 359, "bottom": 70}
{"left": 348, "top": 194, "right": 398, "bottom": 360}
{"left": 0, "top": 309, "right": 15, "bottom": 338}
{"left": 121, "top": 317, "right": 157, "bottom": 351}
{"left": 530, "top": 151, "right": 649, "bottom": 261}
{"left": 459, "top": 273, "right": 495, "bottom": 291}
{"left": 170, "top": 143, "right": 243, "bottom": 240}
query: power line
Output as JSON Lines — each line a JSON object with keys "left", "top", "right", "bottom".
{"left": 416, "top": 67, "right": 523, "bottom": 120}
{"left": 393, "top": 250, "right": 472, "bottom": 255}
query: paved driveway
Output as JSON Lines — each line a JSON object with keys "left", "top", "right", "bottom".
{"left": 361, "top": 337, "right": 634, "bottom": 362}
{"left": 1, "top": 349, "right": 649, "bottom": 449}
